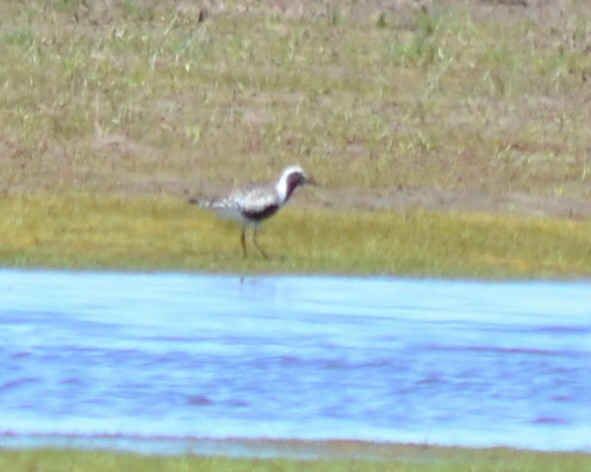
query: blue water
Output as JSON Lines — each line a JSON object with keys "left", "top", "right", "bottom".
{"left": 1, "top": 270, "right": 590, "bottom": 453}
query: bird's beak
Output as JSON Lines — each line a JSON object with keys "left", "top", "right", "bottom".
{"left": 306, "top": 176, "right": 318, "bottom": 186}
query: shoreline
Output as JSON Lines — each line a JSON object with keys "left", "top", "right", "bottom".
{"left": 2, "top": 433, "right": 589, "bottom": 460}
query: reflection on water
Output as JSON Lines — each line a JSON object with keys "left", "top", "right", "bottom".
{"left": 0, "top": 270, "right": 590, "bottom": 452}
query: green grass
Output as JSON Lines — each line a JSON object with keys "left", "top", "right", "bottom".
{"left": 1, "top": 194, "right": 590, "bottom": 277}
{"left": 1, "top": 446, "right": 590, "bottom": 472}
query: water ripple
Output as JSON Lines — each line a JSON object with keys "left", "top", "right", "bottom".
{"left": 0, "top": 270, "right": 590, "bottom": 452}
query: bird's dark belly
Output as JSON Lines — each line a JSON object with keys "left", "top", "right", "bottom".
{"left": 243, "top": 204, "right": 280, "bottom": 221}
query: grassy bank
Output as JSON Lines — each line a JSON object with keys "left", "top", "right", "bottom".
{"left": 1, "top": 194, "right": 590, "bottom": 277}
{"left": 0, "top": 1, "right": 590, "bottom": 275}
{"left": 1, "top": 445, "right": 590, "bottom": 472}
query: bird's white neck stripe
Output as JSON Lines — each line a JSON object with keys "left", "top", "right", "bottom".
{"left": 276, "top": 177, "right": 289, "bottom": 204}
{"left": 275, "top": 166, "right": 305, "bottom": 204}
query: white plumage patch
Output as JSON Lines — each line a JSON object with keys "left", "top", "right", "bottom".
{"left": 206, "top": 184, "right": 279, "bottom": 225}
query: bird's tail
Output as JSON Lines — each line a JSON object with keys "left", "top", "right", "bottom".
{"left": 188, "top": 197, "right": 213, "bottom": 208}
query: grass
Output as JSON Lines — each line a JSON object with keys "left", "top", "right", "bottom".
{"left": 0, "top": 1, "right": 590, "bottom": 275}
{"left": 0, "top": 0, "right": 590, "bottom": 203}
{"left": 1, "top": 445, "right": 590, "bottom": 472}
{"left": 1, "top": 194, "right": 590, "bottom": 277}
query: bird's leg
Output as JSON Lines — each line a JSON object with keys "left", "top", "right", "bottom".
{"left": 253, "top": 227, "right": 270, "bottom": 260}
{"left": 240, "top": 228, "right": 247, "bottom": 258}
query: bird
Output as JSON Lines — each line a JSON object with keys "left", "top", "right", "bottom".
{"left": 191, "top": 165, "right": 312, "bottom": 259}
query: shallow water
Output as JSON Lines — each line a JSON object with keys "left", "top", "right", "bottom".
{"left": 1, "top": 270, "right": 590, "bottom": 453}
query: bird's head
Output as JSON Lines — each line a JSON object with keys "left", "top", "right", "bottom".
{"left": 277, "top": 165, "right": 314, "bottom": 203}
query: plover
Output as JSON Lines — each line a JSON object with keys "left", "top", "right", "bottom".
{"left": 192, "top": 165, "right": 312, "bottom": 258}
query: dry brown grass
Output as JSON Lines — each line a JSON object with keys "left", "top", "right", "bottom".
{"left": 1, "top": 0, "right": 590, "bottom": 217}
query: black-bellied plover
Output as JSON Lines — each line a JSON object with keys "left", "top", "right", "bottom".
{"left": 192, "top": 165, "right": 312, "bottom": 258}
